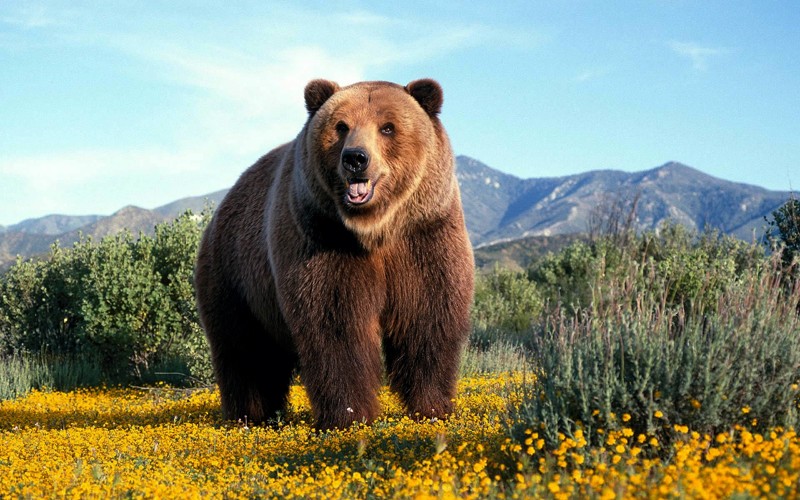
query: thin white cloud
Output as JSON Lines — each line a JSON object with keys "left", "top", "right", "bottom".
{"left": 574, "top": 67, "right": 611, "bottom": 83}
{"left": 1, "top": 6, "right": 57, "bottom": 29}
{"left": 0, "top": 2, "right": 534, "bottom": 223}
{"left": 338, "top": 10, "right": 392, "bottom": 26}
{"left": 110, "top": 40, "right": 369, "bottom": 172}
{"left": 0, "top": 147, "right": 209, "bottom": 191}
{"left": 7, "top": 4, "right": 504, "bottom": 161}
{"left": 668, "top": 41, "right": 726, "bottom": 71}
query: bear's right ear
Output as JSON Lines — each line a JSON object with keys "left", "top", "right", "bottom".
{"left": 304, "top": 79, "right": 339, "bottom": 115}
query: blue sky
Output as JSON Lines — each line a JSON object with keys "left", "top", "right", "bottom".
{"left": 1, "top": 1, "right": 798, "bottom": 226}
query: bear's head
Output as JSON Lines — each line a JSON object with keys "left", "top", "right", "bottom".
{"left": 301, "top": 79, "right": 455, "bottom": 245}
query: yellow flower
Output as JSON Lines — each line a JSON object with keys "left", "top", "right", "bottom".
{"left": 4, "top": 372, "right": 800, "bottom": 499}
{"left": 654, "top": 410, "right": 664, "bottom": 419}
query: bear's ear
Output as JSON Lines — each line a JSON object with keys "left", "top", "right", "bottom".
{"left": 405, "top": 79, "right": 443, "bottom": 116}
{"left": 304, "top": 79, "right": 340, "bottom": 115}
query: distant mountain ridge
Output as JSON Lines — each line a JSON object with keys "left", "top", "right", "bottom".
{"left": 458, "top": 157, "right": 788, "bottom": 246}
{"left": 0, "top": 157, "right": 790, "bottom": 267}
{"left": 2, "top": 214, "right": 104, "bottom": 236}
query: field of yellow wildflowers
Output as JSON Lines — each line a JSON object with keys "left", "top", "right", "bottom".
{"left": 2, "top": 373, "right": 799, "bottom": 499}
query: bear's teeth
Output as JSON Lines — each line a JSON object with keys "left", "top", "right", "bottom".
{"left": 357, "top": 180, "right": 371, "bottom": 195}
{"left": 348, "top": 179, "right": 371, "bottom": 199}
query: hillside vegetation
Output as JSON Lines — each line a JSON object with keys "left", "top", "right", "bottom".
{"left": 1, "top": 204, "right": 799, "bottom": 397}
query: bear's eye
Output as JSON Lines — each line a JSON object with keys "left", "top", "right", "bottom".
{"left": 380, "top": 123, "right": 395, "bottom": 136}
{"left": 335, "top": 121, "right": 349, "bottom": 134}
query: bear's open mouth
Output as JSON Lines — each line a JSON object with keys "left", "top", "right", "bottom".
{"left": 345, "top": 178, "right": 375, "bottom": 205}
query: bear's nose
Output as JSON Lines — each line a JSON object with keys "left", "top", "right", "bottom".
{"left": 342, "top": 148, "right": 369, "bottom": 174}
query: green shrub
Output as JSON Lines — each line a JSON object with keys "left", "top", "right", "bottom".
{"left": 0, "top": 210, "right": 213, "bottom": 388}
{"left": 511, "top": 252, "right": 800, "bottom": 455}
{"left": 643, "top": 224, "right": 764, "bottom": 314}
{"left": 528, "top": 223, "right": 764, "bottom": 317}
{"left": 150, "top": 211, "right": 214, "bottom": 383}
{"left": 527, "top": 240, "right": 598, "bottom": 314}
{"left": 471, "top": 266, "right": 543, "bottom": 339}
{"left": 765, "top": 195, "right": 800, "bottom": 267}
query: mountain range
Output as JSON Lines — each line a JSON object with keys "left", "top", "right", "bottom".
{"left": 0, "top": 156, "right": 790, "bottom": 268}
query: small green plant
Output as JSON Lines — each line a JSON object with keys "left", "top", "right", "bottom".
{"left": 0, "top": 352, "right": 102, "bottom": 400}
{"left": 459, "top": 340, "right": 531, "bottom": 376}
{"left": 0, "top": 354, "right": 44, "bottom": 400}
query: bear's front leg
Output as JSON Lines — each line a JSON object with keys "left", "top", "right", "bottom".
{"left": 279, "top": 253, "right": 386, "bottom": 430}
{"left": 383, "top": 231, "right": 474, "bottom": 421}
{"left": 383, "top": 316, "right": 468, "bottom": 420}
{"left": 297, "top": 317, "right": 384, "bottom": 430}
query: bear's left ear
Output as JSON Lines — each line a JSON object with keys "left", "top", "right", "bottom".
{"left": 406, "top": 79, "right": 443, "bottom": 116}
{"left": 305, "top": 79, "right": 340, "bottom": 115}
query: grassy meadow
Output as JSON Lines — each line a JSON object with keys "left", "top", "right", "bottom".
{"left": 2, "top": 208, "right": 800, "bottom": 498}
{"left": 2, "top": 375, "right": 800, "bottom": 498}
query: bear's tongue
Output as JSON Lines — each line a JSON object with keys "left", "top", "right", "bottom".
{"left": 347, "top": 179, "right": 372, "bottom": 204}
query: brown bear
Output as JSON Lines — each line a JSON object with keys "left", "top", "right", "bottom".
{"left": 194, "top": 78, "right": 474, "bottom": 430}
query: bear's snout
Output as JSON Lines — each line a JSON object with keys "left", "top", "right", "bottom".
{"left": 341, "top": 147, "right": 377, "bottom": 206}
{"left": 341, "top": 147, "right": 370, "bottom": 174}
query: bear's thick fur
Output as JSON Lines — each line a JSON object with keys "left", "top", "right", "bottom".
{"left": 195, "top": 79, "right": 474, "bottom": 429}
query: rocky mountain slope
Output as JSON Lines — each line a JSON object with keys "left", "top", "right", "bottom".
{"left": 457, "top": 157, "right": 787, "bottom": 246}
